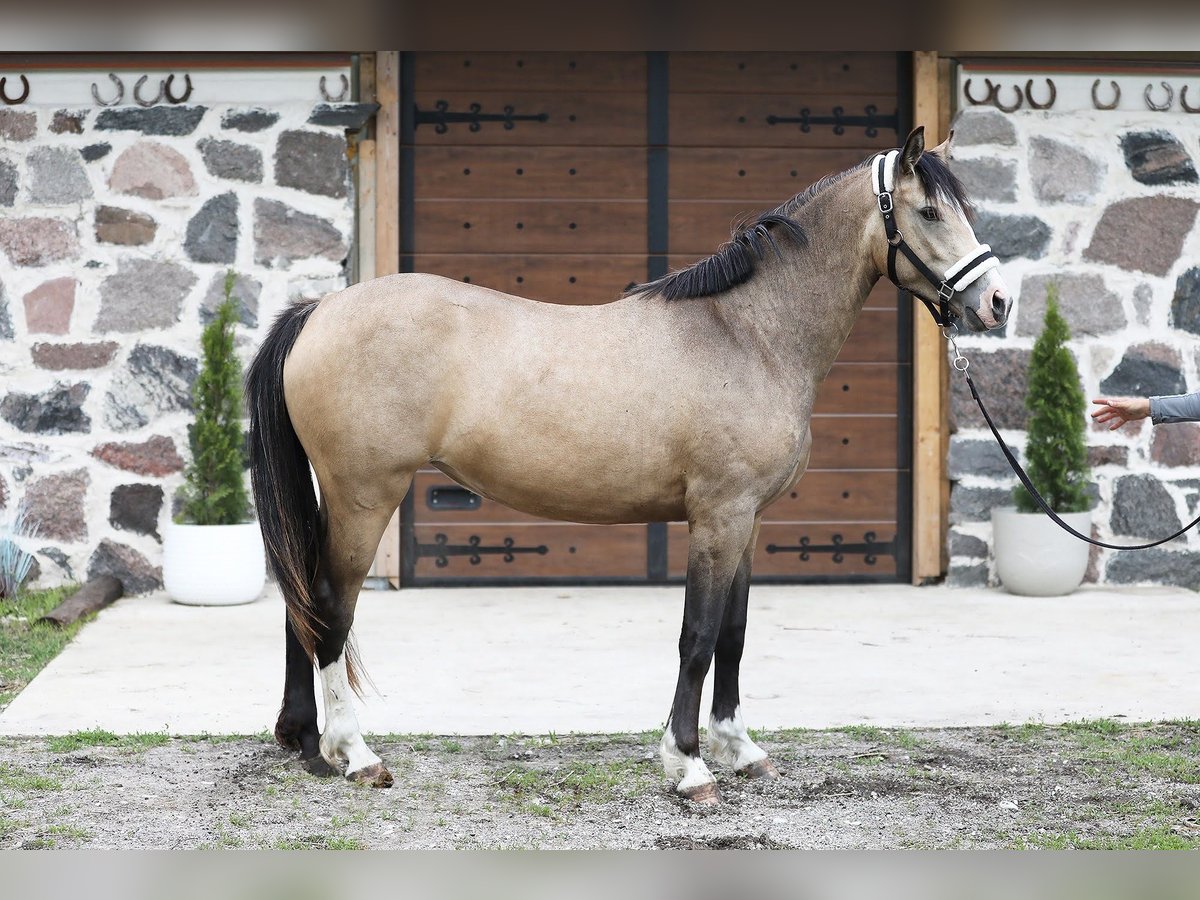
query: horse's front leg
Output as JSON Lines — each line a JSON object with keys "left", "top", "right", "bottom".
{"left": 708, "top": 516, "right": 779, "bottom": 779}
{"left": 660, "top": 507, "right": 756, "bottom": 804}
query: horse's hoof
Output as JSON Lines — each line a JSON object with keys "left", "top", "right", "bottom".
{"left": 678, "top": 781, "right": 721, "bottom": 805}
{"left": 738, "top": 758, "right": 780, "bottom": 779}
{"left": 274, "top": 720, "right": 302, "bottom": 752}
{"left": 302, "top": 754, "right": 339, "bottom": 778}
{"left": 348, "top": 762, "right": 394, "bottom": 788}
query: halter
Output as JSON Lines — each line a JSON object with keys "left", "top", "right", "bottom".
{"left": 872, "top": 149, "right": 1000, "bottom": 328}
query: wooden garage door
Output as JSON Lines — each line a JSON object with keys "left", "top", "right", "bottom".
{"left": 399, "top": 52, "right": 911, "bottom": 585}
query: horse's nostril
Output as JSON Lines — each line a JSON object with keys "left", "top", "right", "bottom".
{"left": 992, "top": 293, "right": 1007, "bottom": 321}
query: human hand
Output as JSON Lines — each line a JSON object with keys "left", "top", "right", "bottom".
{"left": 1090, "top": 397, "right": 1151, "bottom": 430}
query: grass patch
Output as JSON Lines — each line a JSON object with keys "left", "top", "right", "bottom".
{"left": 0, "top": 585, "right": 79, "bottom": 711}
{"left": 1016, "top": 826, "right": 1199, "bottom": 851}
{"left": 494, "top": 758, "right": 656, "bottom": 807}
{"left": 274, "top": 834, "right": 364, "bottom": 850}
{"left": 0, "top": 762, "right": 62, "bottom": 792}
{"left": 46, "top": 729, "right": 170, "bottom": 753}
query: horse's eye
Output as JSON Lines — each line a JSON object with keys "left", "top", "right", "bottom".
{"left": 920, "top": 206, "right": 940, "bottom": 222}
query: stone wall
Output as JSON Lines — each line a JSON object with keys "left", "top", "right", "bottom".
{"left": 947, "top": 75, "right": 1200, "bottom": 589}
{"left": 0, "top": 67, "right": 363, "bottom": 592}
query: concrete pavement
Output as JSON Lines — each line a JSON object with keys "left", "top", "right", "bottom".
{"left": 1, "top": 583, "right": 1198, "bottom": 735}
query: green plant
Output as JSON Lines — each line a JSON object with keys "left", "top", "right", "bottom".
{"left": 0, "top": 503, "right": 39, "bottom": 600}
{"left": 179, "top": 271, "right": 250, "bottom": 525}
{"left": 1013, "top": 285, "right": 1091, "bottom": 514}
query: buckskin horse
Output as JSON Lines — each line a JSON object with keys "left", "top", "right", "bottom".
{"left": 246, "top": 127, "right": 1010, "bottom": 804}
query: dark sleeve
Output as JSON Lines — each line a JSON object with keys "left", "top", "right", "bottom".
{"left": 1150, "top": 392, "right": 1200, "bottom": 424}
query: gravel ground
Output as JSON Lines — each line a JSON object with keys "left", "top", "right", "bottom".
{"left": 2, "top": 722, "right": 1199, "bottom": 849}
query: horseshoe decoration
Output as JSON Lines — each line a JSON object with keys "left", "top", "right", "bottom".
{"left": 1024, "top": 77, "right": 1056, "bottom": 110}
{"left": 1181, "top": 85, "right": 1200, "bottom": 114}
{"left": 962, "top": 78, "right": 996, "bottom": 106}
{"left": 0, "top": 74, "right": 29, "bottom": 105}
{"left": 91, "top": 73, "right": 124, "bottom": 106}
{"left": 1145, "top": 81, "right": 1173, "bottom": 111}
{"left": 133, "top": 75, "right": 164, "bottom": 107}
{"left": 164, "top": 73, "right": 193, "bottom": 104}
{"left": 1091, "top": 78, "right": 1120, "bottom": 110}
{"left": 319, "top": 73, "right": 350, "bottom": 103}
{"left": 988, "top": 78, "right": 1024, "bottom": 113}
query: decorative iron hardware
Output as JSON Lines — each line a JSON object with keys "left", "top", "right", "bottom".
{"left": 991, "top": 80, "right": 1023, "bottom": 113}
{"left": 0, "top": 74, "right": 29, "bottom": 106}
{"left": 1182, "top": 85, "right": 1200, "bottom": 114}
{"left": 765, "top": 531, "right": 897, "bottom": 566}
{"left": 133, "top": 75, "right": 164, "bottom": 108}
{"left": 1145, "top": 81, "right": 1173, "bottom": 111}
{"left": 1091, "top": 79, "right": 1120, "bottom": 110}
{"left": 320, "top": 73, "right": 350, "bottom": 103}
{"left": 765, "top": 105, "right": 898, "bottom": 138}
{"left": 1024, "top": 78, "right": 1056, "bottom": 110}
{"left": 91, "top": 73, "right": 124, "bottom": 107}
{"left": 426, "top": 485, "right": 482, "bottom": 511}
{"left": 962, "top": 78, "right": 995, "bottom": 106}
{"left": 415, "top": 99, "right": 551, "bottom": 134}
{"left": 417, "top": 533, "right": 549, "bottom": 568}
{"left": 165, "top": 73, "right": 193, "bottom": 104}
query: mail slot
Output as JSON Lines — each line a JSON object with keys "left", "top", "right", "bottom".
{"left": 426, "top": 485, "right": 482, "bottom": 511}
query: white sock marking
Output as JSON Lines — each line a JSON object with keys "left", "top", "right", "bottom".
{"left": 708, "top": 706, "right": 768, "bottom": 771}
{"left": 659, "top": 725, "right": 716, "bottom": 792}
{"left": 318, "top": 651, "right": 382, "bottom": 776}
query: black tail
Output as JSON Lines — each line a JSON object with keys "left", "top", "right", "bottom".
{"left": 246, "top": 298, "right": 323, "bottom": 664}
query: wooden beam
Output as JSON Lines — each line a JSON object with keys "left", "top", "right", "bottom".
{"left": 372, "top": 51, "right": 402, "bottom": 587}
{"left": 911, "top": 50, "right": 948, "bottom": 584}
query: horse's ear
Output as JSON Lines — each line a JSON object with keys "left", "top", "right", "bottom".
{"left": 900, "top": 126, "right": 925, "bottom": 175}
{"left": 930, "top": 128, "right": 954, "bottom": 160}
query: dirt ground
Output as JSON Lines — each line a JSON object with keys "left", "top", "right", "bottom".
{"left": 1, "top": 721, "right": 1199, "bottom": 849}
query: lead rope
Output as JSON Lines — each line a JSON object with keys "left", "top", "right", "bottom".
{"left": 944, "top": 327, "right": 1200, "bottom": 551}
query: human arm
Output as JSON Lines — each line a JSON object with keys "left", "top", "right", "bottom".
{"left": 1090, "top": 397, "right": 1150, "bottom": 430}
{"left": 1147, "top": 391, "right": 1200, "bottom": 425}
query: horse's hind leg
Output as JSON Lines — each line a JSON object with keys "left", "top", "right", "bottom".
{"left": 310, "top": 479, "right": 408, "bottom": 787}
{"left": 275, "top": 616, "right": 333, "bottom": 776}
{"left": 707, "top": 516, "right": 778, "bottom": 779}
{"left": 659, "top": 505, "right": 756, "bottom": 804}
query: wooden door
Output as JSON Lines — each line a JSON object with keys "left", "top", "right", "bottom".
{"left": 399, "top": 52, "right": 910, "bottom": 585}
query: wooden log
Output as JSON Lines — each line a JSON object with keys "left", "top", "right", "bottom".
{"left": 38, "top": 576, "right": 122, "bottom": 628}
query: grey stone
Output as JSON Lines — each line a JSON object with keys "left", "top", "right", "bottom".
{"left": 0, "top": 285, "right": 11, "bottom": 341}
{"left": 1087, "top": 445, "right": 1128, "bottom": 467}
{"left": 1120, "top": 131, "right": 1198, "bottom": 186}
{"left": 50, "top": 110, "right": 86, "bottom": 134}
{"left": 0, "top": 383, "right": 90, "bottom": 434}
{"left": 1106, "top": 547, "right": 1200, "bottom": 589}
{"left": 0, "top": 108, "right": 35, "bottom": 142}
{"left": 949, "top": 485, "right": 1012, "bottom": 525}
{"left": 1029, "top": 137, "right": 1104, "bottom": 204}
{"left": 0, "top": 155, "right": 16, "bottom": 206}
{"left": 1171, "top": 268, "right": 1200, "bottom": 336}
{"left": 81, "top": 143, "right": 110, "bottom": 162}
{"left": 104, "top": 344, "right": 197, "bottom": 431}
{"left": 949, "top": 157, "right": 1016, "bottom": 204}
{"left": 0, "top": 217, "right": 79, "bottom": 267}
{"left": 0, "top": 441, "right": 56, "bottom": 465}
{"left": 201, "top": 272, "right": 260, "bottom": 328}
{"left": 96, "top": 259, "right": 195, "bottom": 332}
{"left": 307, "top": 102, "right": 379, "bottom": 129}
{"left": 95, "top": 106, "right": 207, "bottom": 136}
{"left": 274, "top": 129, "right": 348, "bottom": 198}
{"left": 94, "top": 206, "right": 156, "bottom": 246}
{"left": 1085, "top": 196, "right": 1199, "bottom": 277}
{"left": 950, "top": 347, "right": 1031, "bottom": 431}
{"left": 254, "top": 198, "right": 347, "bottom": 267}
{"left": 948, "top": 529, "right": 988, "bottom": 558}
{"left": 950, "top": 109, "right": 1016, "bottom": 147}
{"left": 184, "top": 193, "right": 238, "bottom": 264}
{"left": 948, "top": 435, "right": 1019, "bottom": 480}
{"left": 222, "top": 108, "right": 279, "bottom": 132}
{"left": 973, "top": 212, "right": 1051, "bottom": 261}
{"left": 198, "top": 138, "right": 262, "bottom": 183}
{"left": 31, "top": 341, "right": 119, "bottom": 370}
{"left": 38, "top": 546, "right": 73, "bottom": 579}
{"left": 1150, "top": 423, "right": 1200, "bottom": 467}
{"left": 87, "top": 539, "right": 162, "bottom": 595}
{"left": 946, "top": 561, "right": 989, "bottom": 587}
{"left": 23, "top": 468, "right": 89, "bottom": 542}
{"left": 1133, "top": 283, "right": 1154, "bottom": 327}
{"left": 1111, "top": 474, "right": 1181, "bottom": 538}
{"left": 109, "top": 483, "right": 163, "bottom": 541}
{"left": 1100, "top": 343, "right": 1185, "bottom": 397}
{"left": 1017, "top": 273, "right": 1126, "bottom": 337}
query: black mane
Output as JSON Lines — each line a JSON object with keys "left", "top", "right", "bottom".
{"left": 629, "top": 148, "right": 973, "bottom": 302}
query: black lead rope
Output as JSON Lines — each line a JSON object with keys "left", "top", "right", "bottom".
{"left": 964, "top": 368, "right": 1200, "bottom": 551}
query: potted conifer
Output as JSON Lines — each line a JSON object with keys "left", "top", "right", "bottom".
{"left": 991, "top": 285, "right": 1093, "bottom": 596}
{"left": 163, "top": 272, "right": 265, "bottom": 606}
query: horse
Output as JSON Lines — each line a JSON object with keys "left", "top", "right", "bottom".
{"left": 245, "top": 126, "right": 1010, "bottom": 804}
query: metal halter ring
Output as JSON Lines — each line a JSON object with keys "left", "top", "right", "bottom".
{"left": 952, "top": 355, "right": 970, "bottom": 372}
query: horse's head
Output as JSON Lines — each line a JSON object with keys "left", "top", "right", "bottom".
{"left": 871, "top": 126, "right": 1011, "bottom": 333}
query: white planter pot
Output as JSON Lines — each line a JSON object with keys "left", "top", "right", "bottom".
{"left": 991, "top": 506, "right": 1092, "bottom": 597}
{"left": 163, "top": 521, "right": 266, "bottom": 606}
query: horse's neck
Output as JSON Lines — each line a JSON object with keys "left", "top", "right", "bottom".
{"left": 718, "top": 204, "right": 879, "bottom": 381}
